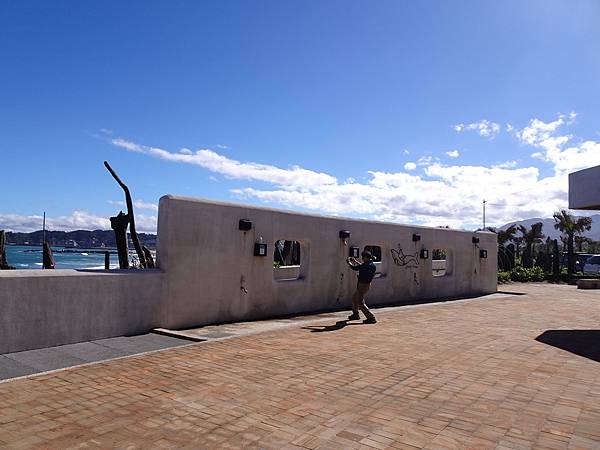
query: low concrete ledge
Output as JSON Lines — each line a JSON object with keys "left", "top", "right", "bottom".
{"left": 0, "top": 268, "right": 163, "bottom": 278}
{"left": 0, "top": 269, "right": 164, "bottom": 353}
{"left": 577, "top": 279, "right": 600, "bottom": 290}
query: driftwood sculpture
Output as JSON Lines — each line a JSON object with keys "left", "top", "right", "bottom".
{"left": 0, "top": 230, "right": 15, "bottom": 270}
{"left": 42, "top": 242, "right": 55, "bottom": 269}
{"left": 104, "top": 161, "right": 155, "bottom": 269}
{"left": 142, "top": 245, "right": 155, "bottom": 268}
{"left": 110, "top": 212, "right": 130, "bottom": 269}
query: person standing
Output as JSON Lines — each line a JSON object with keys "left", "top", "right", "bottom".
{"left": 346, "top": 251, "right": 377, "bottom": 323}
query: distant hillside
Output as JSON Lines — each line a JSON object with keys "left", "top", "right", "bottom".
{"left": 5, "top": 230, "right": 157, "bottom": 248}
{"left": 500, "top": 214, "right": 600, "bottom": 241}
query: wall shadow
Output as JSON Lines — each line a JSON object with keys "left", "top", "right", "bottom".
{"left": 535, "top": 330, "right": 600, "bottom": 363}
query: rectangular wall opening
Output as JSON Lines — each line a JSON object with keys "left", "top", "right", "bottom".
{"left": 274, "top": 240, "right": 302, "bottom": 281}
{"left": 432, "top": 249, "right": 449, "bottom": 277}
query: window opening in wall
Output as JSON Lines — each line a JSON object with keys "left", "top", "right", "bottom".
{"left": 432, "top": 249, "right": 448, "bottom": 277}
{"left": 363, "top": 245, "right": 382, "bottom": 262}
{"left": 274, "top": 240, "right": 301, "bottom": 281}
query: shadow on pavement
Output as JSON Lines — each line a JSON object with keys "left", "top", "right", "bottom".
{"left": 302, "top": 320, "right": 360, "bottom": 332}
{"left": 536, "top": 330, "right": 600, "bottom": 363}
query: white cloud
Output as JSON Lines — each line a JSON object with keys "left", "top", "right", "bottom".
{"left": 111, "top": 137, "right": 144, "bottom": 153}
{"left": 108, "top": 199, "right": 159, "bottom": 212}
{"left": 109, "top": 117, "right": 597, "bottom": 228}
{"left": 230, "top": 163, "right": 568, "bottom": 228}
{"left": 494, "top": 160, "right": 518, "bottom": 169}
{"left": 454, "top": 120, "right": 501, "bottom": 139}
{"left": 445, "top": 149, "right": 460, "bottom": 158}
{"left": 111, "top": 138, "right": 336, "bottom": 189}
{"left": 417, "top": 155, "right": 439, "bottom": 166}
{"left": 0, "top": 211, "right": 158, "bottom": 233}
{"left": 516, "top": 114, "right": 571, "bottom": 146}
{"left": 515, "top": 112, "right": 599, "bottom": 175}
{"left": 402, "top": 149, "right": 410, "bottom": 155}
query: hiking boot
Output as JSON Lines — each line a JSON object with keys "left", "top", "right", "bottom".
{"left": 347, "top": 313, "right": 360, "bottom": 321}
{"left": 363, "top": 317, "right": 377, "bottom": 324}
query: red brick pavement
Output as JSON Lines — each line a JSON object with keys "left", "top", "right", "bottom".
{"left": 1, "top": 284, "right": 599, "bottom": 449}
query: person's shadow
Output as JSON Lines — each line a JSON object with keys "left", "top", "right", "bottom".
{"left": 302, "top": 320, "right": 358, "bottom": 333}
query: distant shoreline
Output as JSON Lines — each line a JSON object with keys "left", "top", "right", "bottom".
{"left": 4, "top": 230, "right": 157, "bottom": 250}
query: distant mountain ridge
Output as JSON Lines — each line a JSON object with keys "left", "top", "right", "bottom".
{"left": 500, "top": 214, "right": 600, "bottom": 241}
{"left": 5, "top": 230, "right": 157, "bottom": 248}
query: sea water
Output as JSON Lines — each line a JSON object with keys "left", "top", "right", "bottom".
{"left": 5, "top": 245, "right": 130, "bottom": 269}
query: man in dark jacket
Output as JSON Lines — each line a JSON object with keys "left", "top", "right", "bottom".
{"left": 346, "top": 251, "right": 377, "bottom": 323}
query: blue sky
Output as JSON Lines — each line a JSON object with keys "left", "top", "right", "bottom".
{"left": 1, "top": 0, "right": 600, "bottom": 232}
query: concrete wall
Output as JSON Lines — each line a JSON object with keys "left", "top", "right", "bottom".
{"left": 1, "top": 195, "right": 497, "bottom": 352}
{"left": 158, "top": 195, "right": 497, "bottom": 330}
{"left": 569, "top": 165, "right": 600, "bottom": 210}
{"left": 0, "top": 269, "right": 163, "bottom": 353}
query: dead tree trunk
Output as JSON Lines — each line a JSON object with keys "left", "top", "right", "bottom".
{"left": 0, "top": 230, "right": 15, "bottom": 270}
{"left": 110, "top": 212, "right": 130, "bottom": 269}
{"left": 43, "top": 242, "right": 55, "bottom": 269}
{"left": 142, "top": 245, "right": 155, "bottom": 268}
{"left": 104, "top": 161, "right": 147, "bottom": 268}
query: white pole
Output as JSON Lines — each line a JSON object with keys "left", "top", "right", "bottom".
{"left": 482, "top": 200, "right": 486, "bottom": 230}
{"left": 42, "top": 211, "right": 46, "bottom": 270}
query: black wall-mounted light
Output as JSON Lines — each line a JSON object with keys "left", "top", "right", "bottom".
{"left": 412, "top": 233, "right": 421, "bottom": 242}
{"left": 479, "top": 249, "right": 488, "bottom": 259}
{"left": 254, "top": 243, "right": 268, "bottom": 256}
{"left": 349, "top": 246, "right": 360, "bottom": 258}
{"left": 420, "top": 249, "right": 429, "bottom": 259}
{"left": 239, "top": 219, "right": 252, "bottom": 231}
{"left": 472, "top": 236, "right": 480, "bottom": 244}
{"left": 339, "top": 230, "right": 351, "bottom": 240}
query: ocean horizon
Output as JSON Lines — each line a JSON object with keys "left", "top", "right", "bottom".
{"left": 5, "top": 245, "right": 131, "bottom": 269}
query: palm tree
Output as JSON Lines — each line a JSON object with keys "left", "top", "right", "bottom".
{"left": 497, "top": 224, "right": 517, "bottom": 246}
{"left": 553, "top": 210, "right": 593, "bottom": 274}
{"left": 487, "top": 225, "right": 518, "bottom": 271}
{"left": 574, "top": 235, "right": 592, "bottom": 253}
{"left": 513, "top": 235, "right": 523, "bottom": 262}
{"left": 518, "top": 222, "right": 544, "bottom": 268}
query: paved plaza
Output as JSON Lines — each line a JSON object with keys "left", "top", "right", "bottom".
{"left": 1, "top": 284, "right": 599, "bottom": 449}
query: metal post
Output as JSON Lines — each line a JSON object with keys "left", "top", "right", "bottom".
{"left": 42, "top": 211, "right": 46, "bottom": 269}
{"left": 104, "top": 251, "right": 110, "bottom": 270}
{"left": 482, "top": 200, "right": 487, "bottom": 230}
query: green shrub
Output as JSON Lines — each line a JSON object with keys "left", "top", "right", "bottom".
{"left": 509, "top": 265, "right": 546, "bottom": 282}
{"left": 498, "top": 271, "right": 512, "bottom": 284}
{"left": 510, "top": 266, "right": 528, "bottom": 282}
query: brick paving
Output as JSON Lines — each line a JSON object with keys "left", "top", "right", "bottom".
{"left": 1, "top": 283, "right": 599, "bottom": 449}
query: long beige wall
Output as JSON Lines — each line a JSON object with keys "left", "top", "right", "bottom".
{"left": 0, "top": 195, "right": 497, "bottom": 352}
{"left": 0, "top": 269, "right": 163, "bottom": 353}
{"left": 157, "top": 195, "right": 497, "bottom": 329}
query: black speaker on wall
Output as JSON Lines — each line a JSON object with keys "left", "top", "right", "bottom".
{"left": 239, "top": 219, "right": 252, "bottom": 231}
